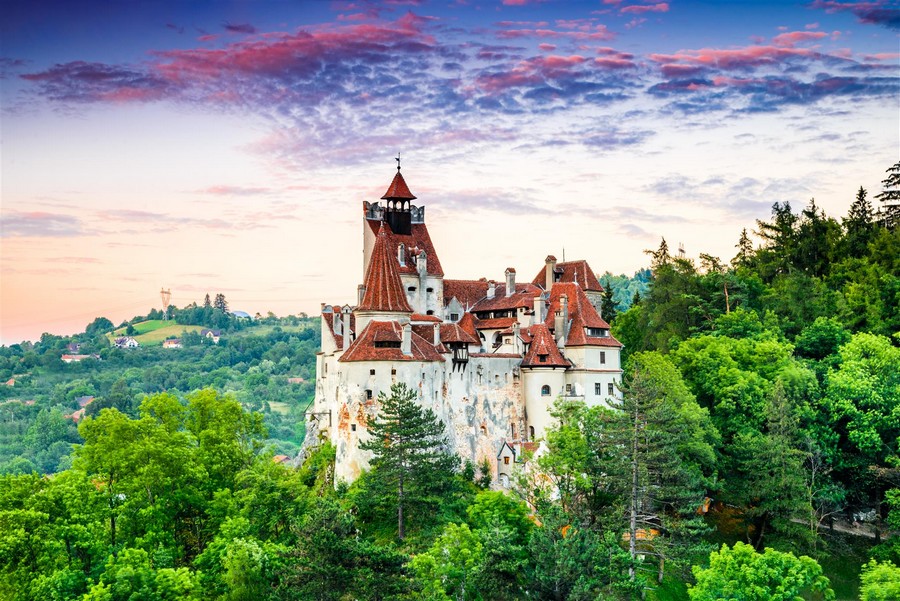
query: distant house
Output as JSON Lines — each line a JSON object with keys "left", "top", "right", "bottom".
{"left": 114, "top": 337, "right": 140, "bottom": 348}
{"left": 272, "top": 455, "right": 291, "bottom": 465}
{"left": 75, "top": 396, "right": 95, "bottom": 408}
{"left": 287, "top": 377, "right": 306, "bottom": 384}
{"left": 200, "top": 329, "right": 222, "bottom": 343}
{"left": 4, "top": 378, "right": 14, "bottom": 387}
{"left": 61, "top": 354, "right": 101, "bottom": 363}
{"left": 65, "top": 408, "right": 86, "bottom": 423}
{"left": 163, "top": 338, "right": 182, "bottom": 349}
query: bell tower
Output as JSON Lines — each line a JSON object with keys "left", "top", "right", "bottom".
{"left": 381, "top": 154, "right": 416, "bottom": 236}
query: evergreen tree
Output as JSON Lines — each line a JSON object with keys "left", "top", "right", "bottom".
{"left": 874, "top": 160, "right": 900, "bottom": 229}
{"left": 844, "top": 186, "right": 875, "bottom": 256}
{"left": 601, "top": 279, "right": 618, "bottom": 323}
{"left": 359, "top": 383, "right": 459, "bottom": 541}
{"left": 732, "top": 228, "right": 754, "bottom": 268}
{"left": 204, "top": 293, "right": 212, "bottom": 308}
{"left": 214, "top": 293, "right": 228, "bottom": 313}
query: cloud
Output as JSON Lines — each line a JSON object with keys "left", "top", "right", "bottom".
{"left": 1, "top": 211, "right": 85, "bottom": 237}
{"left": 495, "top": 20, "right": 614, "bottom": 41}
{"left": 223, "top": 22, "right": 257, "bottom": 34}
{"left": 201, "top": 185, "right": 273, "bottom": 196}
{"left": 620, "top": 3, "right": 669, "bottom": 15}
{"left": 20, "top": 61, "right": 174, "bottom": 102}
{"left": 771, "top": 30, "right": 830, "bottom": 47}
{"left": 811, "top": 1, "right": 900, "bottom": 30}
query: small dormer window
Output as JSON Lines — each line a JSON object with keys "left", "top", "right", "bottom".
{"left": 408, "top": 286, "right": 416, "bottom": 292}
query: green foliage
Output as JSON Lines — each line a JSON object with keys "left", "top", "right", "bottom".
{"left": 689, "top": 542, "right": 834, "bottom": 601}
{"left": 358, "top": 382, "right": 461, "bottom": 541}
{"left": 859, "top": 559, "right": 900, "bottom": 601}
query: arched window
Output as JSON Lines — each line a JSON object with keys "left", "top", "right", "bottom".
{"left": 541, "top": 385, "right": 551, "bottom": 396}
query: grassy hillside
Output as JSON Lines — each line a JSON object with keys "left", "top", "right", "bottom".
{"left": 108, "top": 321, "right": 204, "bottom": 346}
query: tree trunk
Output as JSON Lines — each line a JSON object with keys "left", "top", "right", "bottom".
{"left": 398, "top": 472, "right": 405, "bottom": 541}
{"left": 629, "top": 405, "right": 639, "bottom": 581}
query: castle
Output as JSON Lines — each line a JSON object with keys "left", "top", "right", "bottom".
{"left": 309, "top": 165, "right": 623, "bottom": 485}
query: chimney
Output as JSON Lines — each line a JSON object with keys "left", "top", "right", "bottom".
{"left": 417, "top": 250, "right": 427, "bottom": 275}
{"left": 545, "top": 255, "right": 557, "bottom": 290}
{"left": 505, "top": 268, "right": 516, "bottom": 297}
{"left": 333, "top": 311, "right": 341, "bottom": 335}
{"left": 401, "top": 320, "right": 412, "bottom": 355}
{"left": 554, "top": 294, "right": 569, "bottom": 347}
{"left": 512, "top": 321, "right": 521, "bottom": 354}
{"left": 487, "top": 281, "right": 496, "bottom": 299}
{"left": 433, "top": 322, "right": 441, "bottom": 346}
{"left": 534, "top": 295, "right": 545, "bottom": 325}
{"left": 357, "top": 284, "right": 366, "bottom": 306}
{"left": 342, "top": 305, "right": 351, "bottom": 349}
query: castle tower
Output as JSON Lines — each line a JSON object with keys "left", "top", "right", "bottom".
{"left": 381, "top": 163, "right": 416, "bottom": 236}
{"left": 355, "top": 222, "right": 413, "bottom": 333}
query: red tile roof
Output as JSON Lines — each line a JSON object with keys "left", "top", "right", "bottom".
{"left": 457, "top": 312, "right": 481, "bottom": 340}
{"left": 532, "top": 260, "right": 604, "bottom": 291}
{"left": 321, "top": 307, "right": 356, "bottom": 350}
{"left": 471, "top": 283, "right": 543, "bottom": 313}
{"left": 411, "top": 313, "right": 441, "bottom": 323}
{"left": 521, "top": 324, "right": 571, "bottom": 368}
{"left": 443, "top": 279, "right": 490, "bottom": 308}
{"left": 340, "top": 320, "right": 444, "bottom": 363}
{"left": 358, "top": 223, "right": 414, "bottom": 313}
{"left": 440, "top": 322, "right": 481, "bottom": 345}
{"left": 472, "top": 316, "right": 517, "bottom": 330}
{"left": 381, "top": 170, "right": 416, "bottom": 200}
{"left": 411, "top": 324, "right": 448, "bottom": 353}
{"left": 544, "top": 283, "right": 622, "bottom": 348}
{"left": 366, "top": 220, "right": 444, "bottom": 277}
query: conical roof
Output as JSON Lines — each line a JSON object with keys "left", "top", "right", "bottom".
{"left": 357, "top": 222, "right": 413, "bottom": 313}
{"left": 381, "top": 170, "right": 417, "bottom": 200}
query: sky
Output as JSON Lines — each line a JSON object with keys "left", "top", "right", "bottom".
{"left": 1, "top": 0, "right": 898, "bottom": 344}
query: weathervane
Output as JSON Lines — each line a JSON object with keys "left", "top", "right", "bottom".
{"left": 396, "top": 152, "right": 401, "bottom": 171}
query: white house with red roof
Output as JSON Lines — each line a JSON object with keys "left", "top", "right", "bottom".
{"left": 309, "top": 164, "right": 623, "bottom": 484}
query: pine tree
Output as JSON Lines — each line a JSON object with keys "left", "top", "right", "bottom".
{"left": 601, "top": 278, "right": 618, "bottom": 323}
{"left": 359, "top": 382, "right": 459, "bottom": 541}
{"left": 204, "top": 293, "right": 212, "bottom": 308}
{"left": 213, "top": 293, "right": 228, "bottom": 313}
{"left": 732, "top": 228, "right": 754, "bottom": 268}
{"left": 874, "top": 161, "right": 900, "bottom": 230}
{"left": 844, "top": 186, "right": 875, "bottom": 256}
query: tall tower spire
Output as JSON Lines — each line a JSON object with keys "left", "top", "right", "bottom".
{"left": 382, "top": 156, "right": 416, "bottom": 236}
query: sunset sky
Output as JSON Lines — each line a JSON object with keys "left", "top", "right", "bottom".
{"left": 1, "top": 0, "right": 898, "bottom": 344}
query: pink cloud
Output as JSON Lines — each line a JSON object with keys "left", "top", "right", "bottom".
{"left": 649, "top": 45, "right": 822, "bottom": 72}
{"left": 496, "top": 23, "right": 614, "bottom": 41}
{"left": 620, "top": 3, "right": 669, "bottom": 15}
{"left": 474, "top": 54, "right": 588, "bottom": 93}
{"left": 772, "top": 30, "right": 828, "bottom": 47}
{"left": 538, "top": 43, "right": 557, "bottom": 51}
{"left": 805, "top": 22, "right": 821, "bottom": 29}
{"left": 863, "top": 51, "right": 900, "bottom": 60}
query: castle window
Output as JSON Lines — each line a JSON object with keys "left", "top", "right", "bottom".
{"left": 565, "top": 384, "right": 572, "bottom": 395}
{"left": 366, "top": 389, "right": 373, "bottom": 399}
{"left": 595, "top": 382, "right": 602, "bottom": 395}
{"left": 426, "top": 287, "right": 434, "bottom": 293}
{"left": 370, "top": 369, "right": 375, "bottom": 376}
{"left": 541, "top": 385, "right": 550, "bottom": 396}
{"left": 539, "top": 355, "right": 547, "bottom": 363}
{"left": 426, "top": 310, "right": 434, "bottom": 315}
{"left": 374, "top": 341, "right": 401, "bottom": 348}
{"left": 504, "top": 456, "right": 510, "bottom": 465}
{"left": 450, "top": 313, "right": 459, "bottom": 321}
{"left": 391, "top": 368, "right": 397, "bottom": 376}
{"left": 351, "top": 424, "right": 357, "bottom": 432}
{"left": 608, "top": 383, "right": 614, "bottom": 396}
{"left": 511, "top": 423, "right": 516, "bottom": 438}
{"left": 408, "top": 286, "right": 416, "bottom": 292}
{"left": 600, "top": 351, "right": 606, "bottom": 365}
{"left": 529, "top": 426, "right": 535, "bottom": 439}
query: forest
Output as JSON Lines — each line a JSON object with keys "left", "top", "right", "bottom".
{"left": 0, "top": 164, "right": 898, "bottom": 600}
